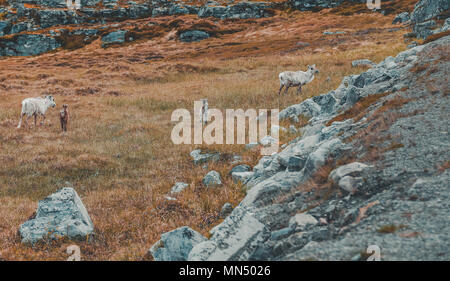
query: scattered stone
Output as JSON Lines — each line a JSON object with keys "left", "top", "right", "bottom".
{"left": 165, "top": 195, "right": 177, "bottom": 201}
{"left": 220, "top": 203, "right": 233, "bottom": 218}
{"left": 190, "top": 149, "right": 220, "bottom": 165}
{"left": 230, "top": 164, "right": 251, "bottom": 175}
{"left": 329, "top": 162, "right": 371, "bottom": 183}
{"left": 19, "top": 187, "right": 94, "bottom": 244}
{"left": 288, "top": 213, "right": 318, "bottom": 230}
{"left": 202, "top": 170, "right": 222, "bottom": 187}
{"left": 338, "top": 176, "right": 364, "bottom": 193}
{"left": 171, "top": 182, "right": 188, "bottom": 194}
{"left": 149, "top": 226, "right": 207, "bottom": 261}
{"left": 101, "top": 30, "right": 127, "bottom": 47}
{"left": 179, "top": 30, "right": 210, "bottom": 42}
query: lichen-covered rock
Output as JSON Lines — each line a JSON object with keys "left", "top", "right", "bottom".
{"left": 179, "top": 30, "right": 210, "bottom": 42}
{"left": 101, "top": 30, "right": 127, "bottom": 47}
{"left": 0, "top": 33, "right": 61, "bottom": 56}
{"left": 190, "top": 149, "right": 220, "bottom": 165}
{"left": 19, "top": 187, "right": 94, "bottom": 244}
{"left": 230, "top": 164, "right": 251, "bottom": 175}
{"left": 202, "top": 170, "right": 222, "bottom": 187}
{"left": 149, "top": 226, "right": 207, "bottom": 261}
{"left": 410, "top": 0, "right": 450, "bottom": 23}
{"left": 188, "top": 206, "right": 269, "bottom": 261}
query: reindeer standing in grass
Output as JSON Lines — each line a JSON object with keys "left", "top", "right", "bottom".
{"left": 278, "top": 65, "right": 320, "bottom": 96}
{"left": 17, "top": 96, "right": 56, "bottom": 129}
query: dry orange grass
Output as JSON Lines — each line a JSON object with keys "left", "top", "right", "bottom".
{"left": 0, "top": 5, "right": 411, "bottom": 260}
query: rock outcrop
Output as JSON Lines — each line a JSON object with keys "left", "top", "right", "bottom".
{"left": 409, "top": 0, "right": 450, "bottom": 39}
{"left": 162, "top": 35, "right": 449, "bottom": 261}
{"left": 19, "top": 187, "right": 94, "bottom": 244}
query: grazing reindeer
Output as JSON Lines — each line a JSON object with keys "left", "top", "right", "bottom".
{"left": 17, "top": 95, "right": 56, "bottom": 129}
{"left": 278, "top": 64, "right": 319, "bottom": 96}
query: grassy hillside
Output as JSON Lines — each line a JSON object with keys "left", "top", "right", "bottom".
{"left": 0, "top": 6, "right": 412, "bottom": 260}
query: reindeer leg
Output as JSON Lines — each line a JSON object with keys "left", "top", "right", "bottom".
{"left": 296, "top": 85, "right": 302, "bottom": 95}
{"left": 25, "top": 115, "right": 30, "bottom": 129}
{"left": 17, "top": 113, "right": 24, "bottom": 129}
{"left": 284, "top": 85, "right": 290, "bottom": 95}
{"left": 278, "top": 84, "right": 284, "bottom": 95}
{"left": 41, "top": 114, "right": 46, "bottom": 126}
{"left": 34, "top": 114, "right": 37, "bottom": 127}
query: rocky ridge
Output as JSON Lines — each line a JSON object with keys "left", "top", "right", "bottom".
{"left": 0, "top": 0, "right": 429, "bottom": 56}
{"left": 150, "top": 35, "right": 450, "bottom": 261}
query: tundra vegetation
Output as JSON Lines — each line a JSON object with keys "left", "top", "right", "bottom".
{"left": 0, "top": 1, "right": 420, "bottom": 260}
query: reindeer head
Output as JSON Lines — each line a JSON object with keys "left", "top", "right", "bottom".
{"left": 46, "top": 95, "right": 56, "bottom": 108}
{"left": 308, "top": 64, "right": 319, "bottom": 74}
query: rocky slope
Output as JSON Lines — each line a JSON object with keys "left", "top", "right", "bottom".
{"left": 0, "top": 0, "right": 414, "bottom": 56}
{"left": 149, "top": 35, "right": 449, "bottom": 261}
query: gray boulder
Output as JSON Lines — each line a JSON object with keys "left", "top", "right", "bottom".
{"left": 101, "top": 30, "right": 127, "bottom": 47}
{"left": 179, "top": 30, "right": 210, "bottom": 42}
{"left": 19, "top": 187, "right": 94, "bottom": 244}
{"left": 329, "top": 162, "right": 371, "bottom": 183}
{"left": 230, "top": 164, "right": 251, "bottom": 175}
{"left": 149, "top": 226, "right": 207, "bottom": 261}
{"left": 337, "top": 175, "right": 364, "bottom": 193}
{"left": 190, "top": 149, "right": 220, "bottom": 165}
{"left": 0, "top": 34, "right": 61, "bottom": 56}
{"left": 203, "top": 170, "right": 222, "bottom": 187}
{"left": 188, "top": 206, "right": 269, "bottom": 261}
{"left": 220, "top": 203, "right": 233, "bottom": 218}
{"left": 288, "top": 213, "right": 318, "bottom": 231}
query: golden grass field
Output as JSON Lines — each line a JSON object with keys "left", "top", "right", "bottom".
{"left": 0, "top": 2, "right": 417, "bottom": 260}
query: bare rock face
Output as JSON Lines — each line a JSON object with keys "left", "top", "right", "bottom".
{"left": 410, "top": 0, "right": 450, "bottom": 23}
{"left": 19, "top": 187, "right": 94, "bottom": 244}
{"left": 409, "top": 0, "right": 450, "bottom": 39}
{"left": 149, "top": 226, "right": 207, "bottom": 261}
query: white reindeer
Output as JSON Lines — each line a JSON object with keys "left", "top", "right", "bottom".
{"left": 17, "top": 95, "right": 56, "bottom": 129}
{"left": 278, "top": 64, "right": 319, "bottom": 95}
